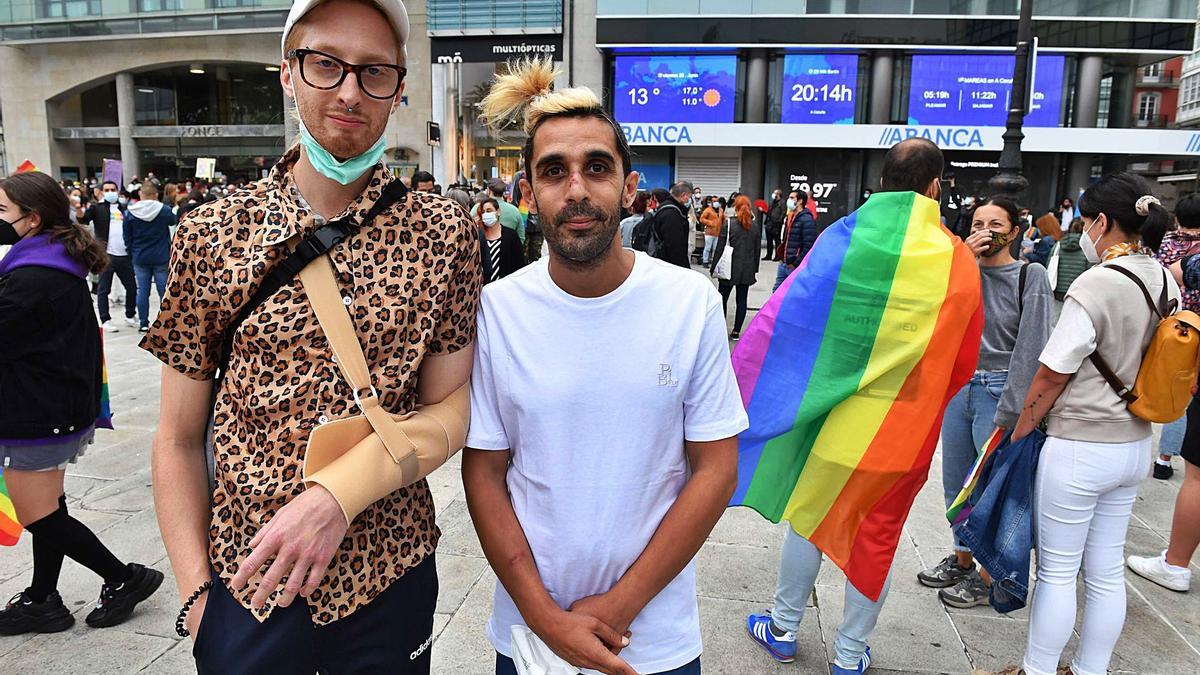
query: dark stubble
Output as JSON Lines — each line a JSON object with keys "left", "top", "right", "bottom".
{"left": 543, "top": 200, "right": 621, "bottom": 268}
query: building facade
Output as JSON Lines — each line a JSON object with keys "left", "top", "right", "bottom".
{"left": 569, "top": 0, "right": 1199, "bottom": 219}
{"left": 0, "top": 0, "right": 435, "bottom": 183}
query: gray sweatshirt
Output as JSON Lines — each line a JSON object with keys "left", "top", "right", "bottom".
{"left": 978, "top": 261, "right": 1054, "bottom": 428}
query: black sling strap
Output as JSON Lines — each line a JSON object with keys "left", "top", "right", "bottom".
{"left": 208, "top": 179, "right": 409, "bottom": 411}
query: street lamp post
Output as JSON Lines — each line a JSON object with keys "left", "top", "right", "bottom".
{"left": 988, "top": 0, "right": 1035, "bottom": 200}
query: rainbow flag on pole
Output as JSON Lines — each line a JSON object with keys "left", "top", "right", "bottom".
{"left": 97, "top": 327, "right": 113, "bottom": 429}
{"left": 0, "top": 468, "right": 20, "bottom": 546}
{"left": 730, "top": 191, "right": 983, "bottom": 601}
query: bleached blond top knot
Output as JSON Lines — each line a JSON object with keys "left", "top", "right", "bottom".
{"left": 478, "top": 57, "right": 604, "bottom": 134}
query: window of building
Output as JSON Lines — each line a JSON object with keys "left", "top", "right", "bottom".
{"left": 209, "top": 0, "right": 262, "bottom": 7}
{"left": 140, "top": 0, "right": 181, "bottom": 10}
{"left": 1097, "top": 75, "right": 1112, "bottom": 128}
{"left": 41, "top": 0, "right": 101, "bottom": 18}
{"left": 1144, "top": 63, "right": 1163, "bottom": 79}
{"left": 1138, "top": 92, "right": 1161, "bottom": 125}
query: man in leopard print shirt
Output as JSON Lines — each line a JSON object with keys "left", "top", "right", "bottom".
{"left": 141, "top": 0, "right": 479, "bottom": 671}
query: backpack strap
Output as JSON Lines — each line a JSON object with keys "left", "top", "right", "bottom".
{"left": 1018, "top": 262, "right": 1029, "bottom": 317}
{"left": 1105, "top": 263, "right": 1169, "bottom": 319}
{"left": 1085, "top": 262, "right": 1174, "bottom": 405}
{"left": 1088, "top": 351, "right": 1138, "bottom": 404}
{"left": 209, "top": 179, "right": 408, "bottom": 409}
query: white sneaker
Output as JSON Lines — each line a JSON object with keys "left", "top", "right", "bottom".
{"left": 101, "top": 321, "right": 120, "bottom": 334}
{"left": 123, "top": 316, "right": 138, "bottom": 327}
{"left": 1127, "top": 551, "right": 1191, "bottom": 592}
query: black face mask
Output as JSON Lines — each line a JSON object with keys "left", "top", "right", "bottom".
{"left": 0, "top": 214, "right": 28, "bottom": 246}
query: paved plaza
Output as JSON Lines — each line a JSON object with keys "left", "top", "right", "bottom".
{"left": 1, "top": 268, "right": 1197, "bottom": 674}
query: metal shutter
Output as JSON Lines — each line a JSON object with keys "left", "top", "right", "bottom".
{"left": 675, "top": 155, "right": 742, "bottom": 199}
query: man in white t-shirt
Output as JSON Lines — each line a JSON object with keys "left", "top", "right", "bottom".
{"left": 464, "top": 60, "right": 749, "bottom": 675}
{"left": 81, "top": 180, "right": 137, "bottom": 332}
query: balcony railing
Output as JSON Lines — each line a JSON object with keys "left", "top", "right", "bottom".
{"left": 1136, "top": 114, "right": 1173, "bottom": 128}
{"left": 1139, "top": 72, "right": 1178, "bottom": 85}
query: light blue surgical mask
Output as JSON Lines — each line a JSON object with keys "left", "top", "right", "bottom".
{"left": 296, "top": 116, "right": 387, "bottom": 186}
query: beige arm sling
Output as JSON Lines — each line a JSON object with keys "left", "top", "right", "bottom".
{"left": 298, "top": 253, "right": 469, "bottom": 524}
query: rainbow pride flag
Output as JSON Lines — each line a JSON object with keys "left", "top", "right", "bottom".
{"left": 731, "top": 191, "right": 983, "bottom": 601}
{"left": 0, "top": 469, "right": 19, "bottom": 546}
{"left": 945, "top": 427, "right": 1006, "bottom": 526}
{"left": 97, "top": 327, "right": 114, "bottom": 429}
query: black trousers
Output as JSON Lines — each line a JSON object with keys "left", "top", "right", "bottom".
{"left": 193, "top": 553, "right": 438, "bottom": 675}
{"left": 96, "top": 254, "right": 136, "bottom": 322}
{"left": 764, "top": 222, "right": 782, "bottom": 260}
{"left": 718, "top": 282, "right": 751, "bottom": 333}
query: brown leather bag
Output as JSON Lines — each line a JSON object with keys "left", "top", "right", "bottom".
{"left": 299, "top": 254, "right": 468, "bottom": 521}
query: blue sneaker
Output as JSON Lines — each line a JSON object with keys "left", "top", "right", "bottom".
{"left": 830, "top": 646, "right": 872, "bottom": 674}
{"left": 746, "top": 613, "right": 796, "bottom": 663}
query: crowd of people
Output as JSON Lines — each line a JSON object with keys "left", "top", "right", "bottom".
{"left": 1, "top": 0, "right": 1197, "bottom": 674}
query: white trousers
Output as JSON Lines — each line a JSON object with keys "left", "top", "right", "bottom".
{"left": 1023, "top": 435, "right": 1151, "bottom": 675}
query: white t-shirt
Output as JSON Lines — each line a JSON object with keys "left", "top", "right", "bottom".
{"left": 467, "top": 252, "right": 749, "bottom": 674}
{"left": 106, "top": 204, "right": 127, "bottom": 257}
{"left": 1039, "top": 297, "right": 1097, "bottom": 374}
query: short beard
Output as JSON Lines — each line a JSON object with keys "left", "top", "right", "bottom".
{"left": 543, "top": 200, "right": 621, "bottom": 269}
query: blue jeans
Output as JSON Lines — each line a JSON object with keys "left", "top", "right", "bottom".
{"left": 941, "top": 372, "right": 1007, "bottom": 551}
{"left": 1159, "top": 414, "right": 1186, "bottom": 458}
{"left": 773, "top": 262, "right": 794, "bottom": 291}
{"left": 134, "top": 263, "right": 168, "bottom": 329}
{"left": 495, "top": 654, "right": 700, "bottom": 674}
{"left": 702, "top": 235, "right": 718, "bottom": 264}
{"left": 771, "top": 528, "right": 892, "bottom": 670}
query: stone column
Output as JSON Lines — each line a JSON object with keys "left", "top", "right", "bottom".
{"left": 115, "top": 72, "right": 140, "bottom": 182}
{"left": 740, "top": 49, "right": 769, "bottom": 200}
{"left": 1065, "top": 55, "right": 1104, "bottom": 195}
{"left": 864, "top": 51, "right": 896, "bottom": 192}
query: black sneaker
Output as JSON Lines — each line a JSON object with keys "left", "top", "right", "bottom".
{"left": 1154, "top": 462, "right": 1175, "bottom": 480}
{"left": 0, "top": 590, "right": 75, "bottom": 635}
{"left": 85, "top": 563, "right": 164, "bottom": 628}
{"left": 917, "top": 553, "right": 974, "bottom": 588}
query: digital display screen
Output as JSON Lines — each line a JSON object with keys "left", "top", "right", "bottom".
{"left": 613, "top": 54, "right": 737, "bottom": 124}
{"left": 907, "top": 53, "right": 1065, "bottom": 127}
{"left": 781, "top": 54, "right": 858, "bottom": 124}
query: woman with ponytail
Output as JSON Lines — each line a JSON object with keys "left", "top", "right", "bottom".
{"left": 710, "top": 193, "right": 761, "bottom": 339}
{"left": 997, "top": 172, "right": 1177, "bottom": 675}
{"left": 0, "top": 171, "right": 162, "bottom": 635}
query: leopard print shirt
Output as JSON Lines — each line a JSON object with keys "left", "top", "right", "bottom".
{"left": 141, "top": 148, "right": 481, "bottom": 624}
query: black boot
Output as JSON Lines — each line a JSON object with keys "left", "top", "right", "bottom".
{"left": 85, "top": 563, "right": 164, "bottom": 628}
{"left": 0, "top": 590, "right": 75, "bottom": 635}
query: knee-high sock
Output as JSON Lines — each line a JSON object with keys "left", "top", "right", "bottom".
{"left": 24, "top": 497, "right": 130, "bottom": 586}
{"left": 26, "top": 495, "right": 68, "bottom": 603}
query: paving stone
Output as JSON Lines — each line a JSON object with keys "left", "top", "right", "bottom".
{"left": 428, "top": 462, "right": 465, "bottom": 512}
{"left": 708, "top": 506, "right": 787, "bottom": 548}
{"left": 139, "top": 636, "right": 196, "bottom": 674}
{"left": 698, "top": 595, "right": 824, "bottom": 674}
{"left": 814, "top": 587, "right": 971, "bottom": 674}
{"left": 435, "top": 497, "right": 486, "bottom": 559}
{"left": 2, "top": 623, "right": 174, "bottom": 674}
{"left": 437, "top": 553, "right": 489, "bottom": 616}
{"left": 431, "top": 568, "right": 497, "bottom": 675}
{"left": 695, "top": 541, "right": 781, "bottom": 605}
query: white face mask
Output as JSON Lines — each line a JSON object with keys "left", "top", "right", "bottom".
{"left": 1081, "top": 219, "right": 1103, "bottom": 264}
{"left": 481, "top": 211, "right": 498, "bottom": 226}
{"left": 786, "top": 198, "right": 797, "bottom": 211}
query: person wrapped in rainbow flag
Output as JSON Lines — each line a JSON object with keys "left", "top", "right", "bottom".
{"left": 739, "top": 138, "right": 984, "bottom": 673}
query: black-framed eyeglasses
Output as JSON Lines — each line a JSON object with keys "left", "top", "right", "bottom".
{"left": 286, "top": 48, "right": 407, "bottom": 100}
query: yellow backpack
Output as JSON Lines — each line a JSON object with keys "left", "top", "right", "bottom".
{"left": 1089, "top": 265, "right": 1200, "bottom": 424}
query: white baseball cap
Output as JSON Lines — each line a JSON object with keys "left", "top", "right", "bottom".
{"left": 281, "top": 0, "right": 409, "bottom": 60}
